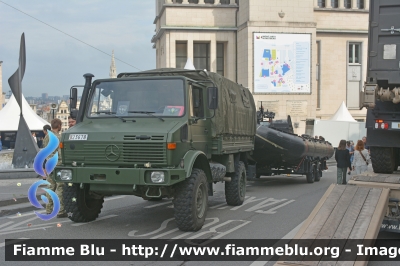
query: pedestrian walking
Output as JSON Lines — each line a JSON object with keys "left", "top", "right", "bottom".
{"left": 43, "top": 119, "right": 67, "bottom": 218}
{"left": 346, "top": 141, "right": 354, "bottom": 174}
{"left": 352, "top": 140, "right": 371, "bottom": 174}
{"left": 335, "top": 139, "right": 352, "bottom": 185}
{"left": 362, "top": 136, "right": 369, "bottom": 153}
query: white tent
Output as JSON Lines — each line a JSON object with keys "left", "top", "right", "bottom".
{"left": 0, "top": 94, "right": 49, "bottom": 131}
{"left": 314, "top": 102, "right": 366, "bottom": 147}
{"left": 329, "top": 101, "right": 357, "bottom": 122}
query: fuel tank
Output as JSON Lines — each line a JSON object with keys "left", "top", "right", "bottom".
{"left": 253, "top": 124, "right": 334, "bottom": 167}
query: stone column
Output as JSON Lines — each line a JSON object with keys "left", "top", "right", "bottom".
{"left": 339, "top": 0, "right": 344, "bottom": 8}
{"left": 352, "top": 0, "right": 357, "bottom": 9}
{"left": 165, "top": 0, "right": 172, "bottom": 3}
{"left": 199, "top": 0, "right": 205, "bottom": 4}
{"left": 314, "top": 0, "right": 319, "bottom": 7}
{"left": 210, "top": 38, "right": 217, "bottom": 72}
{"left": 365, "top": 0, "right": 369, "bottom": 10}
{"left": 188, "top": 39, "right": 194, "bottom": 67}
{"left": 326, "top": 0, "right": 332, "bottom": 8}
{"left": 230, "top": 0, "right": 235, "bottom": 5}
{"left": 182, "top": 0, "right": 189, "bottom": 4}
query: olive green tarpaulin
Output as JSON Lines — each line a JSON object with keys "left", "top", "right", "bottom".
{"left": 118, "top": 68, "right": 257, "bottom": 138}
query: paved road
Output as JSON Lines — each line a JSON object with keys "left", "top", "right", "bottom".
{"left": 0, "top": 166, "right": 394, "bottom": 265}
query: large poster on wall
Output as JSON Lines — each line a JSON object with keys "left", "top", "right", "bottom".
{"left": 254, "top": 33, "right": 311, "bottom": 94}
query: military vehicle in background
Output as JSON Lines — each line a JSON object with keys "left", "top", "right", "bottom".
{"left": 361, "top": 0, "right": 400, "bottom": 173}
{"left": 250, "top": 110, "right": 334, "bottom": 183}
{"left": 55, "top": 69, "right": 256, "bottom": 231}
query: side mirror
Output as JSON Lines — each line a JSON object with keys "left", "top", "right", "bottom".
{"left": 70, "top": 87, "right": 78, "bottom": 109}
{"left": 207, "top": 87, "right": 218, "bottom": 110}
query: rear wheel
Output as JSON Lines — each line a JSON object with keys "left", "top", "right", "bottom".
{"left": 225, "top": 161, "right": 246, "bottom": 206}
{"left": 371, "top": 147, "right": 394, "bottom": 174}
{"left": 306, "top": 163, "right": 315, "bottom": 183}
{"left": 64, "top": 184, "right": 104, "bottom": 222}
{"left": 314, "top": 163, "right": 321, "bottom": 182}
{"left": 173, "top": 168, "right": 208, "bottom": 231}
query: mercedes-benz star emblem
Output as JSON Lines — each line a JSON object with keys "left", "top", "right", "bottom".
{"left": 105, "top": 145, "right": 120, "bottom": 161}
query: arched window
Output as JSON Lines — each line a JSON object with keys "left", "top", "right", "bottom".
{"left": 331, "top": 0, "right": 338, "bottom": 8}
{"left": 357, "top": 0, "right": 364, "bottom": 9}
{"left": 344, "top": 0, "right": 352, "bottom": 8}
{"left": 318, "top": 0, "right": 325, "bottom": 8}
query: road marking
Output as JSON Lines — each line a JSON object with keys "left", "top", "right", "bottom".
{"left": 210, "top": 202, "right": 227, "bottom": 209}
{"left": 104, "top": 196, "right": 126, "bottom": 201}
{"left": 1, "top": 217, "right": 38, "bottom": 231}
{"left": 8, "top": 211, "right": 45, "bottom": 219}
{"left": 230, "top": 197, "right": 267, "bottom": 211}
{"left": 256, "top": 200, "right": 296, "bottom": 214}
{"left": 0, "top": 238, "right": 29, "bottom": 248}
{"left": 248, "top": 221, "right": 304, "bottom": 266}
{"left": 71, "top": 215, "right": 117, "bottom": 226}
{"left": 0, "top": 226, "right": 53, "bottom": 236}
{"left": 245, "top": 198, "right": 287, "bottom": 212}
{"left": 128, "top": 218, "right": 175, "bottom": 237}
{"left": 144, "top": 201, "right": 172, "bottom": 209}
{"left": 171, "top": 218, "right": 220, "bottom": 240}
{"left": 0, "top": 221, "right": 14, "bottom": 229}
{"left": 189, "top": 220, "right": 251, "bottom": 240}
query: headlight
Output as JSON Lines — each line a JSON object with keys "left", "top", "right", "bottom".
{"left": 151, "top": 171, "right": 165, "bottom": 183}
{"left": 57, "top": 170, "right": 72, "bottom": 181}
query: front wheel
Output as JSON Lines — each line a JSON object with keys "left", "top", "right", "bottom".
{"left": 64, "top": 183, "right": 104, "bottom": 222}
{"left": 225, "top": 161, "right": 246, "bottom": 206}
{"left": 173, "top": 168, "right": 208, "bottom": 231}
{"left": 371, "top": 147, "right": 394, "bottom": 174}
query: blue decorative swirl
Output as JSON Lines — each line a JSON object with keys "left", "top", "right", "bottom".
{"left": 27, "top": 180, "right": 60, "bottom": 221}
{"left": 33, "top": 131, "right": 59, "bottom": 177}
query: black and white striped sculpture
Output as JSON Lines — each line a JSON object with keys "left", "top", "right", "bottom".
{"left": 8, "top": 33, "right": 39, "bottom": 168}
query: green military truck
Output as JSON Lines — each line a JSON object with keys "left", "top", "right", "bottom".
{"left": 54, "top": 69, "right": 257, "bottom": 231}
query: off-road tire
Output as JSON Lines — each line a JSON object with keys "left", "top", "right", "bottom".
{"left": 306, "top": 164, "right": 315, "bottom": 183}
{"left": 371, "top": 147, "right": 394, "bottom": 174}
{"left": 173, "top": 168, "right": 208, "bottom": 231}
{"left": 64, "top": 183, "right": 104, "bottom": 222}
{"left": 225, "top": 161, "right": 246, "bottom": 206}
{"left": 314, "top": 164, "right": 321, "bottom": 182}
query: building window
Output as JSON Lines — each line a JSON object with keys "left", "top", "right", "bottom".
{"left": 357, "top": 0, "right": 364, "bottom": 9}
{"left": 193, "top": 43, "right": 210, "bottom": 71}
{"left": 318, "top": 0, "right": 325, "bottom": 8}
{"left": 331, "top": 0, "right": 338, "bottom": 8}
{"left": 176, "top": 42, "right": 187, "bottom": 68}
{"left": 217, "top": 43, "right": 225, "bottom": 76}
{"left": 220, "top": 0, "right": 230, "bottom": 4}
{"left": 349, "top": 43, "right": 360, "bottom": 64}
{"left": 188, "top": 0, "right": 199, "bottom": 3}
{"left": 344, "top": 0, "right": 352, "bottom": 8}
{"left": 173, "top": 0, "right": 183, "bottom": 3}
{"left": 204, "top": 0, "right": 215, "bottom": 3}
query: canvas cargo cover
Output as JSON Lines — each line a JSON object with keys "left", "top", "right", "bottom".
{"left": 118, "top": 68, "right": 257, "bottom": 137}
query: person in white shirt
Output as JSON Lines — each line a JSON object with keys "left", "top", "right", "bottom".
{"left": 352, "top": 140, "right": 371, "bottom": 174}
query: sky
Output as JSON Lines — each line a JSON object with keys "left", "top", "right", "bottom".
{"left": 0, "top": 0, "right": 156, "bottom": 97}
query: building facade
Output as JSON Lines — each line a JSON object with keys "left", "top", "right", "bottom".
{"left": 152, "top": 0, "right": 369, "bottom": 135}
{"left": 56, "top": 101, "right": 69, "bottom": 132}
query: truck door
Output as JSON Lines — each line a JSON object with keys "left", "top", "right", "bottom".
{"left": 190, "top": 85, "right": 211, "bottom": 158}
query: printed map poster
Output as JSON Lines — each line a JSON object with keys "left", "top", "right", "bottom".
{"left": 254, "top": 33, "right": 311, "bottom": 94}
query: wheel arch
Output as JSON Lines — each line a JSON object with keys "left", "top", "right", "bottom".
{"left": 183, "top": 150, "right": 212, "bottom": 183}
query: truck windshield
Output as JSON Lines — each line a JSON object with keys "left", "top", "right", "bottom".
{"left": 87, "top": 79, "right": 185, "bottom": 118}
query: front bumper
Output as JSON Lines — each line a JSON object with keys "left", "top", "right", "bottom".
{"left": 53, "top": 166, "right": 186, "bottom": 186}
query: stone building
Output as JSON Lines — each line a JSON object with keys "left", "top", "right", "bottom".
{"left": 152, "top": 0, "right": 369, "bottom": 135}
{"left": 56, "top": 101, "right": 69, "bottom": 132}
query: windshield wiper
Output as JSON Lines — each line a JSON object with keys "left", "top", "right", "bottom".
{"left": 128, "top": 111, "right": 165, "bottom": 122}
{"left": 93, "top": 111, "right": 135, "bottom": 123}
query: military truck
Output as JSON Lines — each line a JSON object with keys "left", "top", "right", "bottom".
{"left": 54, "top": 69, "right": 256, "bottom": 231}
{"left": 360, "top": 0, "right": 400, "bottom": 173}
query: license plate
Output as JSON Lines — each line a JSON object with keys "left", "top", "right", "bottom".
{"left": 69, "top": 134, "right": 88, "bottom": 140}
{"left": 391, "top": 122, "right": 400, "bottom": 129}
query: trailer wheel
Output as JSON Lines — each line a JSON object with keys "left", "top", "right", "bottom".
{"left": 314, "top": 164, "right": 321, "bottom": 182}
{"left": 225, "top": 161, "right": 246, "bottom": 206}
{"left": 371, "top": 147, "right": 394, "bottom": 174}
{"left": 64, "top": 183, "right": 104, "bottom": 222}
{"left": 306, "top": 164, "right": 315, "bottom": 183}
{"left": 173, "top": 168, "right": 208, "bottom": 231}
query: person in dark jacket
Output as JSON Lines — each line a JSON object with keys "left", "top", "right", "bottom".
{"left": 335, "top": 139, "right": 352, "bottom": 184}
